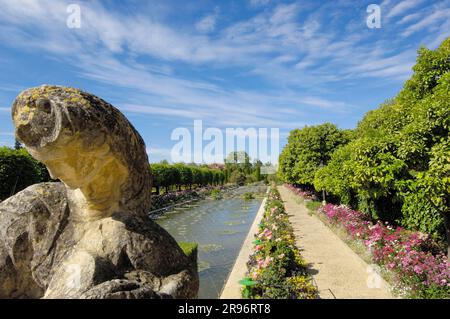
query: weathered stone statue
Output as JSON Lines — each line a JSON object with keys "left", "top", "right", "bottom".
{"left": 0, "top": 85, "right": 199, "bottom": 298}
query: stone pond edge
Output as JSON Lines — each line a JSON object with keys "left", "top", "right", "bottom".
{"left": 219, "top": 188, "right": 269, "bottom": 299}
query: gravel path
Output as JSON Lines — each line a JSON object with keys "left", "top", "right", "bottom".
{"left": 278, "top": 185, "right": 394, "bottom": 299}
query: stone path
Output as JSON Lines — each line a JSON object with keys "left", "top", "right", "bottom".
{"left": 278, "top": 185, "right": 394, "bottom": 299}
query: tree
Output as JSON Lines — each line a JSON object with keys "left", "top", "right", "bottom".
{"left": 224, "top": 151, "right": 256, "bottom": 185}
{"left": 229, "top": 170, "right": 246, "bottom": 186}
{"left": 0, "top": 147, "right": 42, "bottom": 200}
{"left": 278, "top": 123, "right": 350, "bottom": 187}
{"left": 150, "top": 163, "right": 165, "bottom": 194}
{"left": 310, "top": 37, "right": 450, "bottom": 252}
{"left": 174, "top": 163, "right": 192, "bottom": 190}
{"left": 254, "top": 160, "right": 262, "bottom": 182}
{"left": 191, "top": 167, "right": 203, "bottom": 187}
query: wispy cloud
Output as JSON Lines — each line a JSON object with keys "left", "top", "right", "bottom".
{"left": 387, "top": 0, "right": 424, "bottom": 19}
{"left": 195, "top": 8, "right": 219, "bottom": 33}
{"left": 401, "top": 8, "right": 450, "bottom": 37}
{"left": 0, "top": 0, "right": 448, "bottom": 137}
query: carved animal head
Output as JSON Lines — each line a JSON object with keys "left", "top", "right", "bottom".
{"left": 12, "top": 85, "right": 151, "bottom": 218}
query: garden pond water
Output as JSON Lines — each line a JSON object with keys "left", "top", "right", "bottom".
{"left": 155, "top": 185, "right": 267, "bottom": 299}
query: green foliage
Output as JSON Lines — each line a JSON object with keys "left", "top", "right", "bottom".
{"left": 0, "top": 146, "right": 50, "bottom": 201}
{"left": 174, "top": 163, "right": 193, "bottom": 187}
{"left": 178, "top": 242, "right": 198, "bottom": 269}
{"left": 278, "top": 123, "right": 350, "bottom": 186}
{"left": 242, "top": 187, "right": 318, "bottom": 299}
{"left": 228, "top": 170, "right": 246, "bottom": 186}
{"left": 401, "top": 38, "right": 450, "bottom": 101}
{"left": 305, "top": 200, "right": 322, "bottom": 212}
{"left": 314, "top": 144, "right": 355, "bottom": 206}
{"left": 242, "top": 192, "right": 255, "bottom": 200}
{"left": 307, "top": 37, "right": 450, "bottom": 247}
{"left": 150, "top": 163, "right": 224, "bottom": 194}
{"left": 210, "top": 189, "right": 222, "bottom": 200}
{"left": 224, "top": 152, "right": 267, "bottom": 186}
{"left": 178, "top": 242, "right": 198, "bottom": 258}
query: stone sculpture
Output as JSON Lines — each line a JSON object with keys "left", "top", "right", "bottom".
{"left": 0, "top": 85, "right": 199, "bottom": 298}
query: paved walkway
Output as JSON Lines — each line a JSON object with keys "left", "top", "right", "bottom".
{"left": 278, "top": 186, "right": 394, "bottom": 299}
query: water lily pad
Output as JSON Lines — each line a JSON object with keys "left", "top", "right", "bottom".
{"left": 220, "top": 230, "right": 239, "bottom": 235}
{"left": 198, "top": 261, "right": 211, "bottom": 273}
{"left": 199, "top": 244, "right": 224, "bottom": 253}
{"left": 224, "top": 220, "right": 245, "bottom": 226}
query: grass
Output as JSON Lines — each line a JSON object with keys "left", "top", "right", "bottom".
{"left": 305, "top": 200, "right": 322, "bottom": 216}
{"left": 178, "top": 242, "right": 198, "bottom": 258}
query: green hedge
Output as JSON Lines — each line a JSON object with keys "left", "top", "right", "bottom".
{"left": 0, "top": 146, "right": 50, "bottom": 201}
{"left": 150, "top": 163, "right": 225, "bottom": 194}
{"left": 279, "top": 37, "right": 450, "bottom": 250}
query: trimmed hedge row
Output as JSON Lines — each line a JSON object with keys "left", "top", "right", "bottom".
{"left": 240, "top": 187, "right": 318, "bottom": 299}
{"left": 150, "top": 163, "right": 225, "bottom": 194}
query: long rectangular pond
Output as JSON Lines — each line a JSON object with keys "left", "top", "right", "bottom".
{"left": 155, "top": 185, "right": 267, "bottom": 299}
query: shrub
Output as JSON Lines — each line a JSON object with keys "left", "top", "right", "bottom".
{"left": 241, "top": 187, "right": 318, "bottom": 299}
{"left": 242, "top": 192, "right": 255, "bottom": 200}
{"left": 0, "top": 146, "right": 49, "bottom": 201}
{"left": 229, "top": 170, "right": 246, "bottom": 186}
{"left": 278, "top": 123, "right": 350, "bottom": 187}
{"left": 150, "top": 163, "right": 224, "bottom": 194}
{"left": 210, "top": 189, "right": 222, "bottom": 200}
{"left": 280, "top": 37, "right": 450, "bottom": 254}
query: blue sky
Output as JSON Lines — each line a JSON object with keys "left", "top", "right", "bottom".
{"left": 0, "top": 0, "right": 449, "bottom": 163}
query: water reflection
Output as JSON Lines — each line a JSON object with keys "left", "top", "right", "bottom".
{"left": 156, "top": 185, "right": 266, "bottom": 299}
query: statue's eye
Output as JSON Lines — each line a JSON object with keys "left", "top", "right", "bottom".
{"left": 36, "top": 98, "right": 51, "bottom": 113}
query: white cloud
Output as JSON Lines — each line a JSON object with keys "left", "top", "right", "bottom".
{"left": 387, "top": 0, "right": 424, "bottom": 18}
{"left": 0, "top": 0, "right": 431, "bottom": 83}
{"left": 397, "top": 12, "right": 422, "bottom": 25}
{"left": 195, "top": 10, "right": 219, "bottom": 33}
{"left": 0, "top": 0, "right": 448, "bottom": 134}
{"left": 401, "top": 8, "right": 450, "bottom": 37}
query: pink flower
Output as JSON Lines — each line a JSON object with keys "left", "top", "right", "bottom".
{"left": 414, "top": 265, "right": 423, "bottom": 274}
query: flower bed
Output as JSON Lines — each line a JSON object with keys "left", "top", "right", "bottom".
{"left": 284, "top": 184, "right": 318, "bottom": 201}
{"left": 288, "top": 185, "right": 450, "bottom": 298}
{"left": 240, "top": 187, "right": 318, "bottom": 299}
